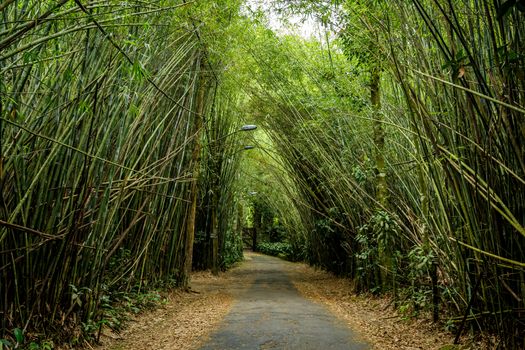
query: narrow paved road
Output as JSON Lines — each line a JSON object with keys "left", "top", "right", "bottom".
{"left": 200, "top": 253, "right": 369, "bottom": 350}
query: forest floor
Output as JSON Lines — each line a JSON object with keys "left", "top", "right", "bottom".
{"left": 94, "top": 252, "right": 484, "bottom": 350}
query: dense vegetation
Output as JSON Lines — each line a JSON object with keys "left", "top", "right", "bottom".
{"left": 244, "top": 1, "right": 525, "bottom": 347}
{"left": 0, "top": 0, "right": 523, "bottom": 348}
{"left": 0, "top": 0, "right": 250, "bottom": 346}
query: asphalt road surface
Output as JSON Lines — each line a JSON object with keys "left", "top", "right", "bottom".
{"left": 200, "top": 253, "right": 369, "bottom": 350}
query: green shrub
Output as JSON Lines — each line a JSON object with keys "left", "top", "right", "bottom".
{"left": 257, "top": 242, "right": 296, "bottom": 261}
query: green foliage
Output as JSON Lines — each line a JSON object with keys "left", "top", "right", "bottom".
{"left": 354, "top": 227, "right": 379, "bottom": 290}
{"left": 13, "top": 329, "right": 23, "bottom": 345}
{"left": 80, "top": 289, "right": 163, "bottom": 343}
{"left": 1, "top": 0, "right": 524, "bottom": 346}
{"left": 0, "top": 340, "right": 13, "bottom": 350}
{"left": 257, "top": 242, "right": 296, "bottom": 261}
{"left": 222, "top": 229, "right": 244, "bottom": 268}
{"left": 407, "top": 246, "right": 434, "bottom": 279}
{"left": 355, "top": 211, "right": 400, "bottom": 278}
{"left": 237, "top": 1, "right": 525, "bottom": 345}
{"left": 0, "top": 0, "right": 246, "bottom": 345}
{"left": 372, "top": 211, "right": 399, "bottom": 254}
{"left": 0, "top": 332, "right": 53, "bottom": 349}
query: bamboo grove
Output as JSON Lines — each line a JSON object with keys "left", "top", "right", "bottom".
{"left": 242, "top": 0, "right": 524, "bottom": 347}
{"left": 0, "top": 0, "right": 251, "bottom": 344}
{"left": 0, "top": 0, "right": 524, "bottom": 348}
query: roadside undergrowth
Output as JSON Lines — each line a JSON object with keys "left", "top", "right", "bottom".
{"left": 93, "top": 271, "right": 234, "bottom": 350}
{"left": 291, "top": 264, "right": 495, "bottom": 350}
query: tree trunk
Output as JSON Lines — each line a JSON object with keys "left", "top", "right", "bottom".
{"left": 182, "top": 59, "right": 206, "bottom": 287}
{"left": 371, "top": 64, "right": 386, "bottom": 207}
{"left": 371, "top": 59, "right": 390, "bottom": 292}
{"left": 211, "top": 178, "right": 219, "bottom": 275}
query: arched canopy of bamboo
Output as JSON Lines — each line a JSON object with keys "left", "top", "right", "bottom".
{"left": 0, "top": 0, "right": 523, "bottom": 347}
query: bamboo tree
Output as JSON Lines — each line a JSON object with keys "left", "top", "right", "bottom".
{"left": 0, "top": 0, "right": 247, "bottom": 344}
{"left": 182, "top": 56, "right": 207, "bottom": 288}
{"left": 241, "top": 0, "right": 524, "bottom": 345}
